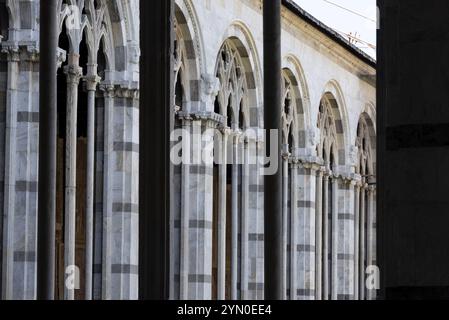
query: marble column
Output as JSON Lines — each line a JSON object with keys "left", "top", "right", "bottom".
{"left": 217, "top": 127, "right": 230, "bottom": 300}
{"left": 93, "top": 88, "right": 105, "bottom": 300}
{"left": 359, "top": 183, "right": 366, "bottom": 300}
{"left": 281, "top": 151, "right": 288, "bottom": 300}
{"left": 354, "top": 182, "right": 361, "bottom": 300}
{"left": 83, "top": 70, "right": 101, "bottom": 300}
{"left": 240, "top": 137, "right": 250, "bottom": 300}
{"left": 315, "top": 168, "right": 324, "bottom": 300}
{"left": 322, "top": 173, "right": 330, "bottom": 300}
{"left": 63, "top": 54, "right": 83, "bottom": 300}
{"left": 231, "top": 131, "right": 239, "bottom": 300}
{"left": 331, "top": 176, "right": 338, "bottom": 300}
{"left": 367, "top": 185, "right": 375, "bottom": 300}
{"left": 289, "top": 159, "right": 299, "bottom": 300}
{"left": 100, "top": 84, "right": 115, "bottom": 300}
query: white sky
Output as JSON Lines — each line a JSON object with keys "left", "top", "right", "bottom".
{"left": 293, "top": 0, "right": 377, "bottom": 59}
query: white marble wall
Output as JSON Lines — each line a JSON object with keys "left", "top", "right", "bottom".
{"left": 0, "top": 0, "right": 376, "bottom": 300}
{"left": 171, "top": 0, "right": 376, "bottom": 301}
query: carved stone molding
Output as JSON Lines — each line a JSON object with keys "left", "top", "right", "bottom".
{"left": 1, "top": 42, "right": 39, "bottom": 63}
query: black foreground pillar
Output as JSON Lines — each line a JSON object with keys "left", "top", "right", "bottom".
{"left": 139, "top": 0, "right": 174, "bottom": 299}
{"left": 263, "top": 0, "right": 283, "bottom": 300}
{"left": 378, "top": 0, "right": 449, "bottom": 299}
{"left": 37, "top": 0, "right": 58, "bottom": 300}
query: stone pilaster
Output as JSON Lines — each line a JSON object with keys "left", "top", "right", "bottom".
{"left": 1, "top": 44, "right": 20, "bottom": 300}
{"left": 109, "top": 86, "right": 140, "bottom": 300}
{"left": 192, "top": 114, "right": 215, "bottom": 300}
{"left": 295, "top": 159, "right": 319, "bottom": 300}
{"left": 1, "top": 44, "right": 39, "bottom": 300}
{"left": 288, "top": 158, "right": 300, "bottom": 300}
{"left": 334, "top": 176, "right": 356, "bottom": 300}
{"left": 92, "top": 86, "right": 105, "bottom": 300}
{"left": 177, "top": 111, "right": 221, "bottom": 300}
{"left": 246, "top": 137, "right": 264, "bottom": 300}
{"left": 100, "top": 84, "right": 114, "bottom": 300}
{"left": 177, "top": 117, "right": 191, "bottom": 300}
{"left": 170, "top": 111, "right": 185, "bottom": 300}
{"left": 172, "top": 73, "right": 221, "bottom": 300}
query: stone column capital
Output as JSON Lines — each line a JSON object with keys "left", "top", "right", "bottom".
{"left": 1, "top": 42, "right": 40, "bottom": 62}
{"left": 231, "top": 129, "right": 243, "bottom": 142}
{"left": 84, "top": 74, "right": 102, "bottom": 91}
{"left": 361, "top": 182, "right": 369, "bottom": 190}
{"left": 289, "top": 157, "right": 301, "bottom": 167}
{"left": 99, "top": 84, "right": 116, "bottom": 98}
{"left": 1, "top": 44, "right": 20, "bottom": 62}
{"left": 218, "top": 126, "right": 232, "bottom": 136}
{"left": 114, "top": 87, "right": 140, "bottom": 99}
{"left": 64, "top": 64, "right": 83, "bottom": 85}
{"left": 281, "top": 151, "right": 290, "bottom": 161}
{"left": 299, "top": 158, "right": 323, "bottom": 173}
{"left": 239, "top": 132, "right": 250, "bottom": 145}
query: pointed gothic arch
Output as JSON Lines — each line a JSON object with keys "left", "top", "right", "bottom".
{"left": 315, "top": 88, "right": 347, "bottom": 300}
{"left": 355, "top": 110, "right": 376, "bottom": 300}
{"left": 218, "top": 22, "right": 262, "bottom": 128}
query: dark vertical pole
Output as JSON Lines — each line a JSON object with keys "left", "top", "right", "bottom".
{"left": 263, "top": 0, "right": 283, "bottom": 300}
{"left": 379, "top": 0, "right": 449, "bottom": 299}
{"left": 139, "top": 0, "right": 174, "bottom": 299}
{"left": 376, "top": 0, "right": 386, "bottom": 300}
{"left": 37, "top": 0, "right": 57, "bottom": 300}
